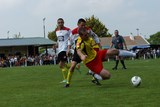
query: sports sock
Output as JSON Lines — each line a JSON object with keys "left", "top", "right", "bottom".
{"left": 115, "top": 60, "right": 119, "bottom": 68}
{"left": 120, "top": 60, "right": 126, "bottom": 68}
{"left": 94, "top": 74, "right": 102, "bottom": 80}
{"left": 61, "top": 68, "right": 67, "bottom": 80}
{"left": 66, "top": 70, "right": 73, "bottom": 84}
{"left": 89, "top": 70, "right": 102, "bottom": 80}
{"left": 119, "top": 50, "right": 136, "bottom": 57}
{"left": 89, "top": 70, "right": 94, "bottom": 75}
{"left": 61, "top": 64, "right": 69, "bottom": 80}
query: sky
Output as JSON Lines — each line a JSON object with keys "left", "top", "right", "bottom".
{"left": 0, "top": 0, "right": 159, "bottom": 39}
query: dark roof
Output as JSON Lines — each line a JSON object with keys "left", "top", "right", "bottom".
{"left": 0, "top": 37, "right": 56, "bottom": 47}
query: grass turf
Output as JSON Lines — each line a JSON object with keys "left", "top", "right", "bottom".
{"left": 0, "top": 59, "right": 160, "bottom": 107}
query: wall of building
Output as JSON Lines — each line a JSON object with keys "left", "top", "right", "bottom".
{"left": 0, "top": 46, "right": 28, "bottom": 56}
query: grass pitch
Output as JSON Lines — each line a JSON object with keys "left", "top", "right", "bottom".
{"left": 0, "top": 59, "right": 160, "bottom": 107}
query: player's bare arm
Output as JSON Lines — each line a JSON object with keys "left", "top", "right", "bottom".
{"left": 77, "top": 49, "right": 87, "bottom": 61}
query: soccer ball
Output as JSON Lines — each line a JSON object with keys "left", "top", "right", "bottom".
{"left": 131, "top": 76, "right": 141, "bottom": 87}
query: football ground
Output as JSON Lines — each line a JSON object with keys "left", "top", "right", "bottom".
{"left": 0, "top": 59, "right": 160, "bottom": 107}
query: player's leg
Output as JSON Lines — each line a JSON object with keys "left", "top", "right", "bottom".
{"left": 75, "top": 63, "right": 81, "bottom": 73}
{"left": 65, "top": 61, "right": 78, "bottom": 87}
{"left": 58, "top": 51, "right": 68, "bottom": 83}
{"left": 89, "top": 69, "right": 102, "bottom": 80}
{"left": 86, "top": 50, "right": 107, "bottom": 84}
{"left": 106, "top": 49, "right": 136, "bottom": 58}
{"left": 120, "top": 57, "right": 127, "bottom": 69}
{"left": 86, "top": 61, "right": 111, "bottom": 81}
{"left": 65, "top": 62, "right": 81, "bottom": 87}
{"left": 88, "top": 69, "right": 102, "bottom": 85}
{"left": 59, "top": 61, "right": 68, "bottom": 83}
{"left": 65, "top": 51, "right": 82, "bottom": 87}
{"left": 112, "top": 56, "right": 119, "bottom": 70}
{"left": 107, "top": 49, "right": 135, "bottom": 70}
{"left": 86, "top": 49, "right": 111, "bottom": 80}
{"left": 106, "top": 49, "right": 135, "bottom": 71}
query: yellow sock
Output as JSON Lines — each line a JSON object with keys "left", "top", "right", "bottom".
{"left": 61, "top": 64, "right": 70, "bottom": 80}
{"left": 66, "top": 70, "right": 73, "bottom": 84}
{"left": 61, "top": 68, "right": 67, "bottom": 80}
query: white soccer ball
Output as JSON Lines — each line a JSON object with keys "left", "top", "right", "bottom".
{"left": 131, "top": 76, "right": 141, "bottom": 87}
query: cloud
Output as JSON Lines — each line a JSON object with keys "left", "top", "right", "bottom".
{"left": 87, "top": 0, "right": 124, "bottom": 13}
{"left": 0, "top": 0, "right": 25, "bottom": 10}
{"left": 0, "top": 0, "right": 159, "bottom": 38}
{"left": 32, "top": 0, "right": 125, "bottom": 16}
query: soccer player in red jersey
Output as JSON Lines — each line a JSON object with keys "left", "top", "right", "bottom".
{"left": 76, "top": 27, "right": 136, "bottom": 81}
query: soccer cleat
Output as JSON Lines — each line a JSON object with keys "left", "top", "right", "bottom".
{"left": 91, "top": 78, "right": 101, "bottom": 86}
{"left": 112, "top": 67, "right": 117, "bottom": 70}
{"left": 64, "top": 83, "right": 70, "bottom": 88}
{"left": 59, "top": 79, "right": 67, "bottom": 83}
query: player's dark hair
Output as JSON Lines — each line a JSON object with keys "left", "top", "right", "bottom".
{"left": 78, "top": 27, "right": 87, "bottom": 35}
{"left": 77, "top": 18, "right": 86, "bottom": 24}
{"left": 57, "top": 18, "right": 64, "bottom": 22}
{"left": 115, "top": 30, "right": 119, "bottom": 33}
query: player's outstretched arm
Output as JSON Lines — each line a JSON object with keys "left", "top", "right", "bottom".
{"left": 77, "top": 49, "right": 87, "bottom": 61}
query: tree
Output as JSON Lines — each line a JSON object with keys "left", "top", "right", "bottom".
{"left": 85, "top": 15, "right": 111, "bottom": 37}
{"left": 48, "top": 30, "right": 57, "bottom": 41}
{"left": 148, "top": 32, "right": 160, "bottom": 44}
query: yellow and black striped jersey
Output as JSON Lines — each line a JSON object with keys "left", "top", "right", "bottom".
{"left": 76, "top": 37, "right": 97, "bottom": 64}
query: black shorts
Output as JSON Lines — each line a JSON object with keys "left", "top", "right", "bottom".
{"left": 57, "top": 51, "right": 67, "bottom": 62}
{"left": 72, "top": 48, "right": 82, "bottom": 63}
